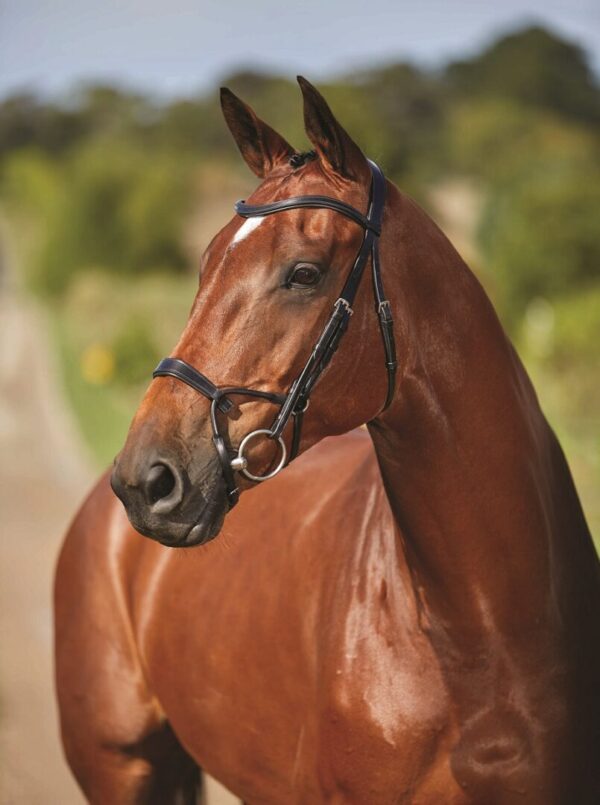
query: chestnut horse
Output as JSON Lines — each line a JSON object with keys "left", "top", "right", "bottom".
{"left": 55, "top": 79, "right": 599, "bottom": 804}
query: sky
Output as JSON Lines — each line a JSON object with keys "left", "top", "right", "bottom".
{"left": 0, "top": 0, "right": 598, "bottom": 100}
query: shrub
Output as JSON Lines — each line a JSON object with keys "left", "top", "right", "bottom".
{"left": 12, "top": 142, "right": 193, "bottom": 296}
{"left": 478, "top": 158, "right": 600, "bottom": 329}
{"left": 111, "top": 315, "right": 161, "bottom": 386}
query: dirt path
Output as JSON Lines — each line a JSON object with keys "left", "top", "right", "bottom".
{"left": 0, "top": 235, "right": 237, "bottom": 802}
{"left": 0, "top": 282, "right": 91, "bottom": 804}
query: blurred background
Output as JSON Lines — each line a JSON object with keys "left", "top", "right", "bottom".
{"left": 0, "top": 2, "right": 598, "bottom": 803}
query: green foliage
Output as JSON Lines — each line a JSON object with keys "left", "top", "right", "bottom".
{"left": 349, "top": 64, "right": 446, "bottom": 182}
{"left": 479, "top": 158, "right": 600, "bottom": 327}
{"left": 0, "top": 149, "right": 67, "bottom": 289}
{"left": 0, "top": 147, "right": 63, "bottom": 220}
{"left": 40, "top": 145, "right": 135, "bottom": 293}
{"left": 72, "top": 84, "right": 151, "bottom": 141}
{"left": 111, "top": 315, "right": 161, "bottom": 386}
{"left": 550, "top": 285, "right": 600, "bottom": 369}
{"left": 444, "top": 99, "right": 597, "bottom": 185}
{"left": 447, "top": 25, "right": 600, "bottom": 123}
{"left": 121, "top": 157, "right": 189, "bottom": 272}
{"left": 517, "top": 286, "right": 600, "bottom": 539}
{"left": 0, "top": 93, "right": 85, "bottom": 158}
{"left": 156, "top": 97, "right": 224, "bottom": 155}
{"left": 6, "top": 143, "right": 191, "bottom": 296}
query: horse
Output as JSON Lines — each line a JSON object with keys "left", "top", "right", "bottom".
{"left": 55, "top": 78, "right": 600, "bottom": 804}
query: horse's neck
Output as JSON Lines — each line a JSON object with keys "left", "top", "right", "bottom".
{"left": 370, "top": 187, "right": 595, "bottom": 652}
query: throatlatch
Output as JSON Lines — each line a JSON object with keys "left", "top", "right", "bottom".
{"left": 153, "top": 159, "right": 396, "bottom": 509}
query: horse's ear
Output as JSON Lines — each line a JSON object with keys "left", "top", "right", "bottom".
{"left": 220, "top": 87, "right": 295, "bottom": 178}
{"left": 297, "top": 76, "right": 369, "bottom": 181}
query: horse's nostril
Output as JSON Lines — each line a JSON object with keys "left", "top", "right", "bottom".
{"left": 145, "top": 463, "right": 177, "bottom": 505}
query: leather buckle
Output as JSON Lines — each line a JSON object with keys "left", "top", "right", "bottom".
{"left": 335, "top": 298, "right": 354, "bottom": 316}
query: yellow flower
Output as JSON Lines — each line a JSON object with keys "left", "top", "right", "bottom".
{"left": 80, "top": 343, "right": 115, "bottom": 385}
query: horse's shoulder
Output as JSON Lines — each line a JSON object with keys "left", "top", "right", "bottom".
{"left": 56, "top": 469, "right": 151, "bottom": 593}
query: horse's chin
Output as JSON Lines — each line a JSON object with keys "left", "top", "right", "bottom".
{"left": 125, "top": 482, "right": 228, "bottom": 548}
{"left": 171, "top": 495, "right": 228, "bottom": 548}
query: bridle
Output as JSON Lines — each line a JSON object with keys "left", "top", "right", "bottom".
{"left": 153, "top": 160, "right": 395, "bottom": 508}
{"left": 153, "top": 159, "right": 396, "bottom": 509}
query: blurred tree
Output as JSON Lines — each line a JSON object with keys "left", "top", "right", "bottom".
{"left": 348, "top": 64, "right": 445, "bottom": 181}
{"left": 122, "top": 158, "right": 188, "bottom": 271}
{"left": 156, "top": 98, "right": 219, "bottom": 154}
{"left": 0, "top": 93, "right": 85, "bottom": 158}
{"left": 446, "top": 26, "right": 600, "bottom": 124}
{"left": 550, "top": 285, "right": 600, "bottom": 370}
{"left": 1, "top": 147, "right": 63, "bottom": 216}
{"left": 444, "top": 99, "right": 598, "bottom": 185}
{"left": 36, "top": 144, "right": 133, "bottom": 294}
{"left": 479, "top": 158, "right": 600, "bottom": 328}
{"left": 72, "top": 84, "right": 152, "bottom": 141}
{"left": 26, "top": 143, "right": 190, "bottom": 295}
{"left": 111, "top": 315, "right": 161, "bottom": 385}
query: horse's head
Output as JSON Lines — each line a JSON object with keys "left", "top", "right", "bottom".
{"left": 111, "top": 78, "right": 396, "bottom": 546}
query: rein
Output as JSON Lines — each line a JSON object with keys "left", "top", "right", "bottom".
{"left": 153, "top": 159, "right": 396, "bottom": 508}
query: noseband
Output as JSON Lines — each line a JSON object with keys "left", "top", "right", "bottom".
{"left": 153, "top": 159, "right": 396, "bottom": 508}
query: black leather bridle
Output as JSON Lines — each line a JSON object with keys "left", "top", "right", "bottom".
{"left": 153, "top": 159, "right": 396, "bottom": 509}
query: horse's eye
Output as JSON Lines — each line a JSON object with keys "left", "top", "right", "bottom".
{"left": 287, "top": 263, "right": 322, "bottom": 289}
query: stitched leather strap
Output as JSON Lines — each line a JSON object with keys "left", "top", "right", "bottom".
{"left": 153, "top": 358, "right": 234, "bottom": 414}
{"left": 235, "top": 196, "right": 381, "bottom": 235}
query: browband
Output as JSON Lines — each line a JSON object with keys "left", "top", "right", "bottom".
{"left": 235, "top": 196, "right": 381, "bottom": 236}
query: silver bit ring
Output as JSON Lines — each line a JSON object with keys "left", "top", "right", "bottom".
{"left": 233, "top": 429, "right": 287, "bottom": 482}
